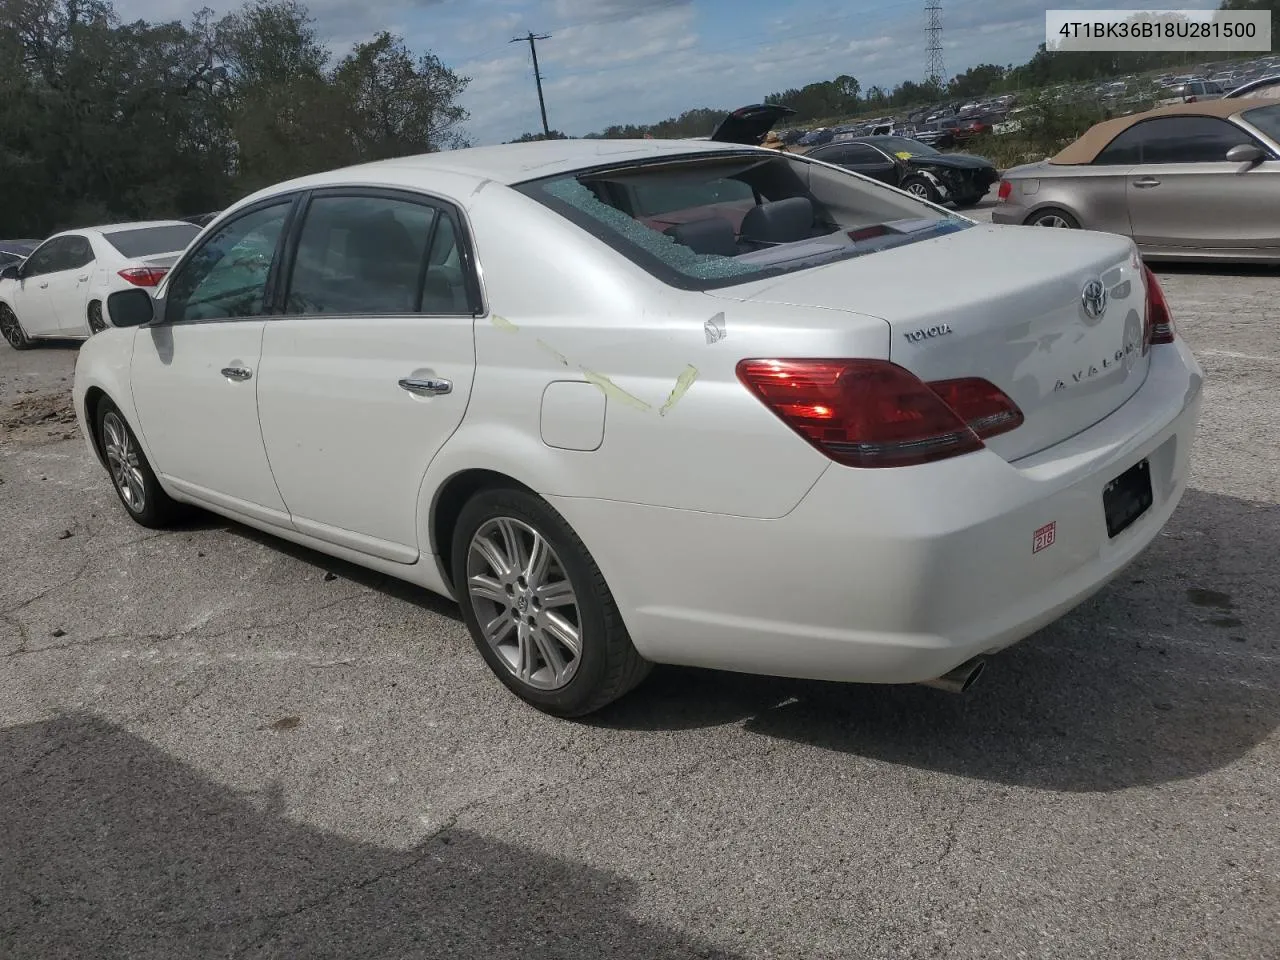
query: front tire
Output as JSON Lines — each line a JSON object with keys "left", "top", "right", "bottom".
{"left": 0, "top": 303, "right": 33, "bottom": 350}
{"left": 451, "top": 486, "right": 651, "bottom": 717}
{"left": 95, "top": 400, "right": 182, "bottom": 528}
{"left": 901, "top": 175, "right": 941, "bottom": 204}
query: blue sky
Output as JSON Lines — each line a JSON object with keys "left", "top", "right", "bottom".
{"left": 116, "top": 0, "right": 1221, "bottom": 144}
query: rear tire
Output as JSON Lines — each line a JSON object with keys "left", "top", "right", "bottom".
{"left": 94, "top": 400, "right": 182, "bottom": 529}
{"left": 451, "top": 486, "right": 651, "bottom": 717}
{"left": 87, "top": 300, "right": 106, "bottom": 335}
{"left": 952, "top": 193, "right": 985, "bottom": 208}
{"left": 0, "top": 303, "right": 33, "bottom": 350}
{"left": 1025, "top": 207, "right": 1080, "bottom": 229}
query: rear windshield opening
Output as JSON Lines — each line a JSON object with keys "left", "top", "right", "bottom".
{"left": 102, "top": 224, "right": 201, "bottom": 259}
{"left": 514, "top": 152, "right": 971, "bottom": 290}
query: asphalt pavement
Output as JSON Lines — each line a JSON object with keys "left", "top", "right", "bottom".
{"left": 1, "top": 256, "right": 1277, "bottom": 958}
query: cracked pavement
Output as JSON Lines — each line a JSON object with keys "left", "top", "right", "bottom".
{"left": 1, "top": 260, "right": 1279, "bottom": 958}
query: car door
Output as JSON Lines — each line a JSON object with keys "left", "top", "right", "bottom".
{"left": 47, "top": 234, "right": 96, "bottom": 335}
{"left": 129, "top": 197, "right": 298, "bottom": 525}
{"left": 10, "top": 238, "right": 73, "bottom": 337}
{"left": 840, "top": 144, "right": 901, "bottom": 184}
{"left": 255, "top": 188, "right": 480, "bottom": 563}
{"left": 1122, "top": 116, "right": 1280, "bottom": 250}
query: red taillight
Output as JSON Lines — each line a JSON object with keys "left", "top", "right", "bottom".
{"left": 926, "top": 377, "right": 1025, "bottom": 439}
{"left": 736, "top": 359, "right": 1023, "bottom": 468}
{"left": 117, "top": 267, "right": 169, "bottom": 287}
{"left": 997, "top": 180, "right": 1013, "bottom": 202}
{"left": 1142, "top": 264, "right": 1176, "bottom": 346}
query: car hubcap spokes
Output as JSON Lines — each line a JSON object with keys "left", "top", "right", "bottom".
{"left": 908, "top": 183, "right": 928, "bottom": 197}
{"left": 103, "top": 412, "right": 145, "bottom": 512}
{"left": 1037, "top": 215, "right": 1069, "bottom": 228}
{"left": 467, "top": 517, "right": 582, "bottom": 691}
{"left": 0, "top": 310, "right": 20, "bottom": 346}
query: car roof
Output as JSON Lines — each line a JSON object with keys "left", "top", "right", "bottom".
{"left": 247, "top": 139, "right": 749, "bottom": 198}
{"left": 1050, "top": 98, "right": 1278, "bottom": 164}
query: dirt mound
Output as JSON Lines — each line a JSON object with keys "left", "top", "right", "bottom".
{"left": 0, "top": 390, "right": 79, "bottom": 444}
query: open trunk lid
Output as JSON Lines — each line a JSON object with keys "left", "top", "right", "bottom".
{"left": 709, "top": 104, "right": 797, "bottom": 145}
{"left": 708, "top": 224, "right": 1150, "bottom": 462}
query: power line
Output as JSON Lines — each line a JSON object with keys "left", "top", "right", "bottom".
{"left": 925, "top": 0, "right": 945, "bottom": 87}
{"left": 510, "top": 31, "right": 552, "bottom": 137}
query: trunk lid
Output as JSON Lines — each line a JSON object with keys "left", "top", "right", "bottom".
{"left": 708, "top": 223, "right": 1149, "bottom": 461}
{"left": 137, "top": 252, "right": 181, "bottom": 269}
{"left": 709, "top": 104, "right": 797, "bottom": 145}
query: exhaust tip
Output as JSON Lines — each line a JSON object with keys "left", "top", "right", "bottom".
{"left": 919, "top": 656, "right": 986, "bottom": 694}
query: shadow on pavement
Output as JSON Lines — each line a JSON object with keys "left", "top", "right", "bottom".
{"left": 0, "top": 713, "right": 738, "bottom": 959}
{"left": 224, "top": 523, "right": 464, "bottom": 623}
{"left": 596, "top": 488, "right": 1280, "bottom": 793}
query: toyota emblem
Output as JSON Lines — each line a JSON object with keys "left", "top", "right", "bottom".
{"left": 1081, "top": 279, "right": 1108, "bottom": 322}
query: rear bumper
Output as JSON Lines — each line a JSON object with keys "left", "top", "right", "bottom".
{"left": 552, "top": 339, "right": 1203, "bottom": 684}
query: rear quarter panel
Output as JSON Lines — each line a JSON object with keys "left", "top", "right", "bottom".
{"left": 1014, "top": 167, "right": 1133, "bottom": 235}
{"left": 420, "top": 184, "right": 891, "bottom": 529}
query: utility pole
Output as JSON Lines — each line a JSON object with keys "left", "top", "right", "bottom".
{"left": 511, "top": 31, "right": 552, "bottom": 138}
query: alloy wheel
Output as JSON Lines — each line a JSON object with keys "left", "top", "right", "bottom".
{"left": 88, "top": 301, "right": 106, "bottom": 334}
{"left": 466, "top": 517, "right": 582, "bottom": 691}
{"left": 906, "top": 182, "right": 930, "bottom": 198}
{"left": 1034, "top": 214, "right": 1073, "bottom": 228}
{"left": 0, "top": 306, "right": 24, "bottom": 348}
{"left": 102, "top": 411, "right": 146, "bottom": 513}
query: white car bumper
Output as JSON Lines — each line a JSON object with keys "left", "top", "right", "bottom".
{"left": 552, "top": 339, "right": 1204, "bottom": 685}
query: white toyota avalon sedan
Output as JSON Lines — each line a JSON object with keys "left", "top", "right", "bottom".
{"left": 1, "top": 220, "right": 201, "bottom": 348}
{"left": 72, "top": 137, "right": 1203, "bottom": 716}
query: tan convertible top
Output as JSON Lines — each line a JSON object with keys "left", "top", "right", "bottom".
{"left": 1049, "top": 98, "right": 1277, "bottom": 165}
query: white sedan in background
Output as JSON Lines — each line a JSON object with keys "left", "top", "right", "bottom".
{"left": 73, "top": 139, "right": 1203, "bottom": 717}
{"left": 0, "top": 220, "right": 201, "bottom": 349}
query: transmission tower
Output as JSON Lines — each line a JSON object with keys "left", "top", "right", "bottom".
{"left": 924, "top": 0, "right": 945, "bottom": 88}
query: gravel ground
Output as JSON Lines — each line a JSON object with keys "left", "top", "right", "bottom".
{"left": 1, "top": 256, "right": 1277, "bottom": 959}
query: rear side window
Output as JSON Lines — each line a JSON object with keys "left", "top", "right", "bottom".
{"left": 64, "top": 236, "right": 94, "bottom": 269}
{"left": 286, "top": 194, "right": 437, "bottom": 316}
{"left": 103, "top": 224, "right": 200, "bottom": 258}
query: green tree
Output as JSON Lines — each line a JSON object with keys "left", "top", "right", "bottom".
{"left": 332, "top": 31, "right": 470, "bottom": 160}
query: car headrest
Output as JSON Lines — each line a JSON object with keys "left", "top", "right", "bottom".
{"left": 663, "top": 217, "right": 738, "bottom": 257}
{"left": 739, "top": 197, "right": 815, "bottom": 246}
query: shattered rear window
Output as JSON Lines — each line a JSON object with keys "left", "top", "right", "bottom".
{"left": 514, "top": 151, "right": 970, "bottom": 291}
{"left": 543, "top": 178, "right": 758, "bottom": 282}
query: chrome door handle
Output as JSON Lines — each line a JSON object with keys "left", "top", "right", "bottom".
{"left": 39, "top": 282, "right": 48, "bottom": 289}
{"left": 398, "top": 377, "right": 452, "bottom": 396}
{"left": 78, "top": 275, "right": 89, "bottom": 282}
{"left": 1133, "top": 177, "right": 1161, "bottom": 188}
{"left": 221, "top": 366, "right": 253, "bottom": 381}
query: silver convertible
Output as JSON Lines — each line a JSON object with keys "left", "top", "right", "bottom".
{"left": 993, "top": 99, "right": 1280, "bottom": 261}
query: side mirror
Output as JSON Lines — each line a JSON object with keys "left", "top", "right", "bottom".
{"left": 1226, "top": 143, "right": 1263, "bottom": 164}
{"left": 106, "top": 288, "right": 155, "bottom": 328}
